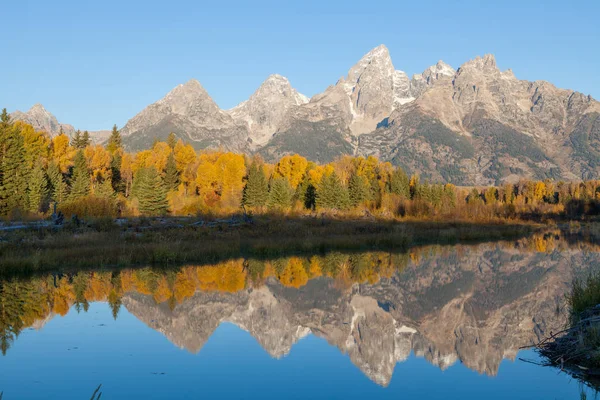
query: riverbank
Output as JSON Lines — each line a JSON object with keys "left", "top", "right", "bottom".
{"left": 0, "top": 214, "right": 539, "bottom": 274}
{"left": 534, "top": 272, "right": 600, "bottom": 391}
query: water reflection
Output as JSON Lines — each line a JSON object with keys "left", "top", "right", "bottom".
{"left": 0, "top": 231, "right": 596, "bottom": 388}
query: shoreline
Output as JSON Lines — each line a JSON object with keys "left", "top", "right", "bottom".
{"left": 0, "top": 215, "right": 541, "bottom": 275}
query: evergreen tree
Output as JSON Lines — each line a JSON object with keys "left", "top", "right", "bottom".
{"left": 316, "top": 172, "right": 350, "bottom": 210}
{"left": 28, "top": 162, "right": 48, "bottom": 213}
{"left": 0, "top": 122, "right": 28, "bottom": 215}
{"left": 389, "top": 167, "right": 410, "bottom": 198}
{"left": 0, "top": 109, "right": 10, "bottom": 210}
{"left": 110, "top": 151, "right": 124, "bottom": 193}
{"left": 106, "top": 124, "right": 122, "bottom": 153}
{"left": 167, "top": 132, "right": 177, "bottom": 149}
{"left": 135, "top": 167, "right": 169, "bottom": 216}
{"left": 82, "top": 130, "right": 91, "bottom": 147}
{"left": 69, "top": 150, "right": 90, "bottom": 201}
{"left": 71, "top": 130, "right": 83, "bottom": 149}
{"left": 0, "top": 108, "right": 9, "bottom": 129}
{"left": 72, "top": 272, "right": 90, "bottom": 314}
{"left": 95, "top": 179, "right": 114, "bottom": 199}
{"left": 242, "top": 163, "right": 268, "bottom": 207}
{"left": 47, "top": 161, "right": 68, "bottom": 204}
{"left": 348, "top": 173, "right": 370, "bottom": 207}
{"left": 108, "top": 289, "right": 122, "bottom": 320}
{"left": 369, "top": 175, "right": 381, "bottom": 205}
{"left": 430, "top": 184, "right": 444, "bottom": 209}
{"left": 267, "top": 177, "right": 293, "bottom": 209}
{"left": 164, "top": 152, "right": 179, "bottom": 191}
{"left": 295, "top": 173, "right": 316, "bottom": 210}
{"left": 415, "top": 180, "right": 432, "bottom": 202}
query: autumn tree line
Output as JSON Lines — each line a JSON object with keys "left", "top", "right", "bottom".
{"left": 1, "top": 108, "right": 599, "bottom": 220}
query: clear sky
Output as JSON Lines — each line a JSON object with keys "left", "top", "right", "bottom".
{"left": 2, "top": 0, "right": 598, "bottom": 131}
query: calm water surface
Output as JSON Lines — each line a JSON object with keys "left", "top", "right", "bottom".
{"left": 0, "top": 238, "right": 597, "bottom": 399}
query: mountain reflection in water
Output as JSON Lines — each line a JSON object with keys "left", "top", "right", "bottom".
{"left": 0, "top": 232, "right": 596, "bottom": 397}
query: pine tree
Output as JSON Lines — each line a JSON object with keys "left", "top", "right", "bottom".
{"left": 135, "top": 167, "right": 169, "bottom": 216}
{"left": 242, "top": 163, "right": 268, "bottom": 207}
{"left": 316, "top": 172, "right": 350, "bottom": 210}
{"left": 267, "top": 177, "right": 293, "bottom": 209}
{"left": 28, "top": 162, "right": 48, "bottom": 213}
{"left": 95, "top": 179, "right": 114, "bottom": 199}
{"left": 82, "top": 130, "right": 91, "bottom": 147}
{"left": 295, "top": 173, "right": 316, "bottom": 210}
{"left": 167, "top": 132, "right": 177, "bottom": 149}
{"left": 110, "top": 152, "right": 124, "bottom": 194}
{"left": 106, "top": 124, "right": 122, "bottom": 153}
{"left": 0, "top": 122, "right": 28, "bottom": 215}
{"left": 0, "top": 109, "right": 10, "bottom": 210}
{"left": 164, "top": 152, "right": 179, "bottom": 191}
{"left": 108, "top": 289, "right": 122, "bottom": 320}
{"left": 0, "top": 108, "right": 9, "bottom": 129}
{"left": 47, "top": 161, "right": 68, "bottom": 204}
{"left": 348, "top": 173, "right": 370, "bottom": 207}
{"left": 69, "top": 150, "right": 90, "bottom": 201}
{"left": 389, "top": 167, "right": 410, "bottom": 199}
{"left": 71, "top": 130, "right": 83, "bottom": 149}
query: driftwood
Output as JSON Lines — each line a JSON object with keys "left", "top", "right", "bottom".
{"left": 527, "top": 307, "right": 600, "bottom": 390}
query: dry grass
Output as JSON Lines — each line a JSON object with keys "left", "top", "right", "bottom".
{"left": 533, "top": 272, "right": 600, "bottom": 391}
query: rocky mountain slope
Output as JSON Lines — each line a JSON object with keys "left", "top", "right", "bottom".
{"left": 120, "top": 79, "right": 250, "bottom": 152}
{"left": 10, "top": 104, "right": 76, "bottom": 137}
{"left": 122, "top": 244, "right": 582, "bottom": 386}
{"left": 227, "top": 74, "right": 309, "bottom": 148}
{"left": 12, "top": 45, "right": 600, "bottom": 183}
{"left": 358, "top": 54, "right": 600, "bottom": 184}
{"left": 10, "top": 104, "right": 110, "bottom": 143}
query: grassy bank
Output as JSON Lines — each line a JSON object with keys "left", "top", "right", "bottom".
{"left": 535, "top": 272, "right": 600, "bottom": 390}
{"left": 0, "top": 215, "right": 538, "bottom": 275}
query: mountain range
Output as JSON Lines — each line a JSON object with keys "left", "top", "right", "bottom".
{"left": 10, "top": 45, "right": 600, "bottom": 184}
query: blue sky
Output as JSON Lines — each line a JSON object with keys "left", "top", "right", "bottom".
{"left": 2, "top": 0, "right": 599, "bottom": 131}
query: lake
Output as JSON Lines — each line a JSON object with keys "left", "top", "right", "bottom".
{"left": 0, "top": 235, "right": 597, "bottom": 399}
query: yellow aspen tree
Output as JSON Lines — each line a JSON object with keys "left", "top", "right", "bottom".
{"left": 84, "top": 145, "right": 112, "bottom": 189}
{"left": 273, "top": 154, "right": 308, "bottom": 189}
{"left": 51, "top": 133, "right": 75, "bottom": 173}
{"left": 216, "top": 152, "right": 246, "bottom": 207}
{"left": 120, "top": 153, "right": 134, "bottom": 197}
{"left": 147, "top": 141, "right": 172, "bottom": 173}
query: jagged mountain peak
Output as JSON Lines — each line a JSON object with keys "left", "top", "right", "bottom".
{"left": 459, "top": 53, "right": 499, "bottom": 73}
{"left": 227, "top": 73, "right": 310, "bottom": 147}
{"left": 410, "top": 60, "right": 457, "bottom": 97}
{"left": 29, "top": 103, "right": 48, "bottom": 112}
{"left": 347, "top": 44, "right": 394, "bottom": 85}
{"left": 264, "top": 73, "right": 289, "bottom": 84}
{"left": 164, "top": 79, "right": 210, "bottom": 100}
{"left": 431, "top": 60, "right": 456, "bottom": 76}
{"left": 252, "top": 74, "right": 309, "bottom": 104}
{"left": 10, "top": 103, "right": 75, "bottom": 137}
{"left": 360, "top": 44, "right": 390, "bottom": 61}
{"left": 120, "top": 77, "right": 248, "bottom": 152}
